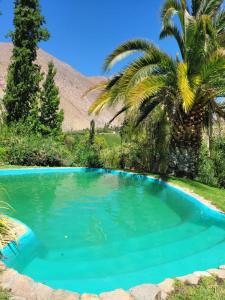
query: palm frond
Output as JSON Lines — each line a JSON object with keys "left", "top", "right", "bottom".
{"left": 108, "top": 106, "right": 129, "bottom": 125}
{"left": 200, "top": 49, "right": 225, "bottom": 85}
{"left": 214, "top": 10, "right": 225, "bottom": 46}
{"left": 160, "top": 24, "right": 185, "bottom": 59}
{"left": 197, "top": 0, "right": 223, "bottom": 17}
{"left": 177, "top": 62, "right": 195, "bottom": 112}
{"left": 185, "top": 15, "right": 217, "bottom": 74}
{"left": 106, "top": 73, "right": 124, "bottom": 89}
{"left": 88, "top": 91, "right": 112, "bottom": 115}
{"left": 191, "top": 0, "right": 202, "bottom": 16}
{"left": 214, "top": 10, "right": 225, "bottom": 33}
{"left": 118, "top": 49, "right": 169, "bottom": 91}
{"left": 161, "top": 0, "right": 182, "bottom": 26}
{"left": 82, "top": 81, "right": 108, "bottom": 98}
{"left": 103, "top": 39, "right": 153, "bottom": 72}
{"left": 135, "top": 97, "right": 162, "bottom": 126}
{"left": 128, "top": 76, "right": 166, "bottom": 107}
{"left": 105, "top": 48, "right": 170, "bottom": 106}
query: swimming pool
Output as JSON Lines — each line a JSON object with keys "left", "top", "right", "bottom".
{"left": 1, "top": 168, "right": 225, "bottom": 294}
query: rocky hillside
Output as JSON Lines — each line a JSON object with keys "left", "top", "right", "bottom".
{"left": 0, "top": 43, "right": 119, "bottom": 131}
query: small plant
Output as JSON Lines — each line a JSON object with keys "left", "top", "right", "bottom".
{"left": 0, "top": 288, "right": 10, "bottom": 300}
{"left": 0, "top": 197, "right": 17, "bottom": 252}
{"left": 167, "top": 277, "right": 225, "bottom": 300}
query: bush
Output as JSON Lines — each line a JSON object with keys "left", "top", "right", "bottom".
{"left": 72, "top": 134, "right": 106, "bottom": 168}
{"left": 213, "top": 138, "right": 225, "bottom": 188}
{"left": 168, "top": 277, "right": 225, "bottom": 300}
{"left": 0, "top": 129, "right": 73, "bottom": 167}
{"left": 197, "top": 138, "right": 225, "bottom": 188}
{"left": 100, "top": 146, "right": 122, "bottom": 169}
{"left": 197, "top": 143, "right": 218, "bottom": 187}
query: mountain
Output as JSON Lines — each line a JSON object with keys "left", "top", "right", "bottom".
{"left": 0, "top": 43, "right": 120, "bottom": 131}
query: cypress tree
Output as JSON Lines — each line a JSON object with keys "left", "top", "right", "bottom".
{"left": 39, "top": 61, "right": 64, "bottom": 135}
{"left": 89, "top": 119, "right": 95, "bottom": 145}
{"left": 3, "top": 0, "right": 49, "bottom": 126}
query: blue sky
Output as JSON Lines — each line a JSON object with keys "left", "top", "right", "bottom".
{"left": 0, "top": 0, "right": 178, "bottom": 76}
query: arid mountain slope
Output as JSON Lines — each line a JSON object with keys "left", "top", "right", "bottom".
{"left": 0, "top": 43, "right": 119, "bottom": 131}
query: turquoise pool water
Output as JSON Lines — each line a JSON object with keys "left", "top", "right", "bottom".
{"left": 1, "top": 168, "right": 225, "bottom": 293}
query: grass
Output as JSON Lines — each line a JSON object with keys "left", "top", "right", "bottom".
{"left": 166, "top": 176, "right": 225, "bottom": 212}
{"left": 127, "top": 168, "right": 225, "bottom": 213}
{"left": 0, "top": 165, "right": 23, "bottom": 169}
{"left": 167, "top": 277, "right": 225, "bottom": 300}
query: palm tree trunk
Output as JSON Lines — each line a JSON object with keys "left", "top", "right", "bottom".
{"left": 168, "top": 104, "right": 205, "bottom": 178}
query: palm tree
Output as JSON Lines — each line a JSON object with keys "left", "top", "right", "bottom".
{"left": 88, "top": 1, "right": 225, "bottom": 178}
{"left": 159, "top": 0, "right": 225, "bottom": 175}
{"left": 160, "top": 0, "right": 225, "bottom": 59}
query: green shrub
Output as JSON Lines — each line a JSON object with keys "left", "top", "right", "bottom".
{"left": 0, "top": 288, "right": 10, "bottom": 300}
{"left": 0, "top": 133, "right": 72, "bottom": 167}
{"left": 197, "top": 143, "right": 218, "bottom": 187}
{"left": 100, "top": 146, "right": 122, "bottom": 169}
{"left": 72, "top": 134, "right": 107, "bottom": 168}
{"left": 197, "top": 139, "right": 225, "bottom": 188}
{"left": 213, "top": 138, "right": 225, "bottom": 188}
{"left": 0, "top": 147, "right": 7, "bottom": 165}
{"left": 64, "top": 135, "right": 76, "bottom": 151}
{"left": 167, "top": 277, "right": 225, "bottom": 300}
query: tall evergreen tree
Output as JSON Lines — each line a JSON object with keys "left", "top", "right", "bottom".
{"left": 39, "top": 61, "right": 64, "bottom": 135}
{"left": 3, "top": 0, "right": 49, "bottom": 126}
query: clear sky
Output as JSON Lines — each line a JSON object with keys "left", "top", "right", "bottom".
{"left": 0, "top": 0, "right": 178, "bottom": 76}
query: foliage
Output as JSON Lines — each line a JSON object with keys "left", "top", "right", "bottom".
{"left": 0, "top": 195, "right": 17, "bottom": 254}
{"left": 197, "top": 137, "right": 225, "bottom": 188}
{"left": 212, "top": 137, "right": 225, "bottom": 188}
{"left": 99, "top": 132, "right": 121, "bottom": 147}
{"left": 100, "top": 146, "right": 122, "bottom": 169}
{"left": 73, "top": 133, "right": 106, "bottom": 168}
{"left": 6, "top": 137, "right": 72, "bottom": 167}
{"left": 88, "top": 0, "right": 225, "bottom": 178}
{"left": 0, "top": 287, "right": 10, "bottom": 300}
{"left": 39, "top": 61, "right": 64, "bottom": 135}
{"left": 167, "top": 276, "right": 225, "bottom": 300}
{"left": 0, "top": 126, "right": 72, "bottom": 167}
{"left": 168, "top": 176, "right": 225, "bottom": 212}
{"left": 197, "top": 143, "right": 218, "bottom": 187}
{"left": 3, "top": 0, "right": 49, "bottom": 127}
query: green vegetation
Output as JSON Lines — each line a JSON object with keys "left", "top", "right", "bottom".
{"left": 167, "top": 277, "right": 225, "bottom": 300}
{"left": 99, "top": 133, "right": 121, "bottom": 147}
{"left": 40, "top": 61, "right": 64, "bottom": 135}
{"left": 3, "top": 0, "right": 63, "bottom": 135}
{"left": 0, "top": 1, "right": 225, "bottom": 298}
{"left": 3, "top": 0, "right": 49, "bottom": 127}
{"left": 0, "top": 288, "right": 10, "bottom": 300}
{"left": 89, "top": 0, "right": 225, "bottom": 178}
{"left": 0, "top": 199, "right": 17, "bottom": 252}
{"left": 166, "top": 177, "right": 225, "bottom": 212}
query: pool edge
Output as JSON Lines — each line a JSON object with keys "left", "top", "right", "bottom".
{"left": 0, "top": 167, "right": 225, "bottom": 299}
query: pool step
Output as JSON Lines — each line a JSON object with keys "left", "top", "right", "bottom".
{"left": 41, "top": 196, "right": 182, "bottom": 250}
{"left": 23, "top": 225, "right": 225, "bottom": 281}
{"left": 45, "top": 221, "right": 208, "bottom": 262}
{"left": 40, "top": 237, "right": 225, "bottom": 294}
